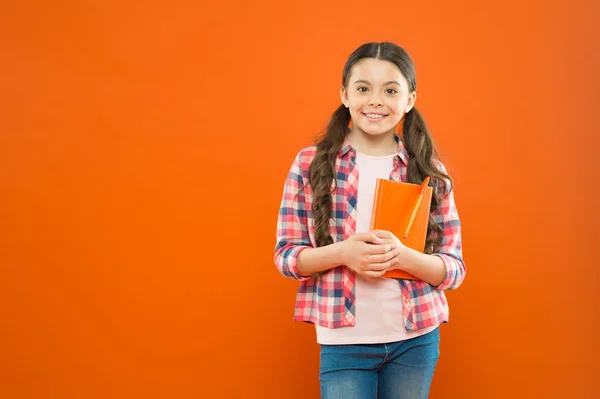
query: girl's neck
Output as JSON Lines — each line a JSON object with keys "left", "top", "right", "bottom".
{"left": 347, "top": 128, "right": 398, "bottom": 157}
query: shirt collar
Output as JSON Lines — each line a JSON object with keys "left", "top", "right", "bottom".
{"left": 339, "top": 133, "right": 408, "bottom": 166}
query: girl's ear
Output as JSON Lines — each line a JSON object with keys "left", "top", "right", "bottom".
{"left": 340, "top": 85, "right": 349, "bottom": 108}
{"left": 405, "top": 91, "right": 417, "bottom": 113}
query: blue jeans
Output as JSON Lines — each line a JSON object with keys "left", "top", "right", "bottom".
{"left": 319, "top": 327, "right": 440, "bottom": 399}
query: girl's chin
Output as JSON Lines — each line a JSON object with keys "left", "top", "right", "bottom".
{"left": 354, "top": 125, "right": 395, "bottom": 136}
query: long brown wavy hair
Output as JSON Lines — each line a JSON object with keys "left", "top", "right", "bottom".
{"left": 308, "top": 42, "right": 452, "bottom": 254}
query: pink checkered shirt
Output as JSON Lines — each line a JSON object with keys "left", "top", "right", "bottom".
{"left": 274, "top": 136, "right": 466, "bottom": 330}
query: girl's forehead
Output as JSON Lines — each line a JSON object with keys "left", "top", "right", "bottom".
{"left": 349, "top": 59, "right": 406, "bottom": 84}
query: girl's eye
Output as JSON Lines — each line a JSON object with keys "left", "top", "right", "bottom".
{"left": 386, "top": 88, "right": 397, "bottom": 94}
{"left": 357, "top": 87, "right": 368, "bottom": 92}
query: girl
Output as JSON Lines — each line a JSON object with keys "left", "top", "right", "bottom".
{"left": 274, "top": 42, "right": 466, "bottom": 399}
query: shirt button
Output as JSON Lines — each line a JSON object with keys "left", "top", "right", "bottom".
{"left": 392, "top": 172, "right": 399, "bottom": 179}
{"left": 404, "top": 298, "right": 410, "bottom": 304}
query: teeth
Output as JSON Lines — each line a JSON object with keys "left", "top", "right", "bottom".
{"left": 366, "top": 114, "right": 383, "bottom": 119}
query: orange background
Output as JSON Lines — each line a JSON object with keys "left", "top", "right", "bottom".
{"left": 1, "top": 0, "right": 599, "bottom": 398}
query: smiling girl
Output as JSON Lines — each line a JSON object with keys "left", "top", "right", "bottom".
{"left": 274, "top": 42, "right": 466, "bottom": 399}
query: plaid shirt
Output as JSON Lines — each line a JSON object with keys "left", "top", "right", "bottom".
{"left": 274, "top": 136, "right": 466, "bottom": 330}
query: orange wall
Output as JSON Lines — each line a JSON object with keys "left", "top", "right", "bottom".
{"left": 1, "top": 1, "right": 599, "bottom": 398}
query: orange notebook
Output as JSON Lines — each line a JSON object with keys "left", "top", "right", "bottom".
{"left": 369, "top": 177, "right": 433, "bottom": 280}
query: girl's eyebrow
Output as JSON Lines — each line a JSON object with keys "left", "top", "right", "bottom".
{"left": 353, "top": 79, "right": 401, "bottom": 86}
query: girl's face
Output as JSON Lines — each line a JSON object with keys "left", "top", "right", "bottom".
{"left": 341, "top": 58, "right": 416, "bottom": 137}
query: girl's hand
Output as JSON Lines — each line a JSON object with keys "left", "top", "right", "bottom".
{"left": 372, "top": 230, "right": 407, "bottom": 270}
{"left": 340, "top": 232, "right": 400, "bottom": 278}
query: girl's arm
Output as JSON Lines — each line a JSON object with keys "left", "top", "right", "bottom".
{"left": 274, "top": 151, "right": 313, "bottom": 281}
{"left": 297, "top": 233, "right": 399, "bottom": 278}
{"left": 426, "top": 161, "right": 466, "bottom": 290}
{"left": 393, "top": 248, "right": 447, "bottom": 286}
{"left": 296, "top": 242, "right": 346, "bottom": 276}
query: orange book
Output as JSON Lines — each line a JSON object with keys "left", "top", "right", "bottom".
{"left": 369, "top": 177, "right": 433, "bottom": 280}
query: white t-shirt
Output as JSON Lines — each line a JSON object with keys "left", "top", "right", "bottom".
{"left": 315, "top": 151, "right": 437, "bottom": 345}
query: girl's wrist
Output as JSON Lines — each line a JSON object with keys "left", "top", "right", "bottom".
{"left": 332, "top": 241, "right": 348, "bottom": 267}
{"left": 395, "top": 245, "right": 417, "bottom": 270}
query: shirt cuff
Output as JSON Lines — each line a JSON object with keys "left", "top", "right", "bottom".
{"left": 431, "top": 253, "right": 462, "bottom": 290}
{"left": 283, "top": 245, "right": 313, "bottom": 281}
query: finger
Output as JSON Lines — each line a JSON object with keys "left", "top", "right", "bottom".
{"left": 362, "top": 268, "right": 389, "bottom": 278}
{"left": 365, "top": 257, "right": 399, "bottom": 271}
{"left": 373, "top": 230, "right": 393, "bottom": 239}
{"left": 354, "top": 232, "right": 382, "bottom": 244}
{"left": 378, "top": 238, "right": 395, "bottom": 247}
{"left": 369, "top": 250, "right": 399, "bottom": 264}
{"left": 365, "top": 243, "right": 396, "bottom": 255}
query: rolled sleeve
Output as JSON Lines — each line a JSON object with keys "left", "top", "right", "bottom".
{"left": 274, "top": 151, "right": 313, "bottom": 281}
{"left": 432, "top": 161, "right": 466, "bottom": 291}
{"left": 433, "top": 253, "right": 465, "bottom": 290}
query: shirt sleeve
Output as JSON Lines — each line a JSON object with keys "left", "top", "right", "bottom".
{"left": 273, "top": 151, "right": 313, "bottom": 281}
{"left": 431, "top": 160, "right": 466, "bottom": 291}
